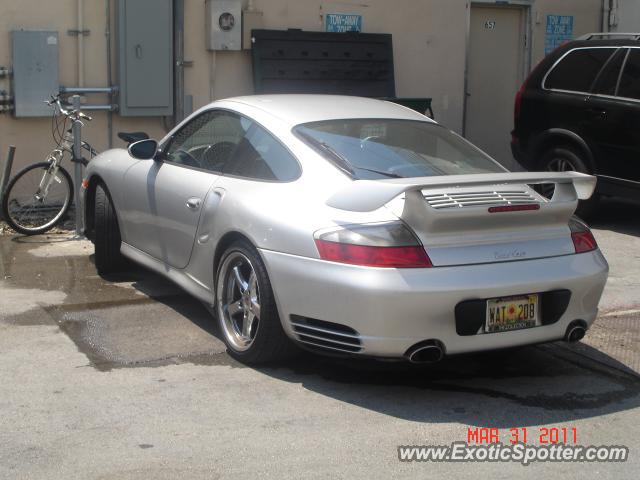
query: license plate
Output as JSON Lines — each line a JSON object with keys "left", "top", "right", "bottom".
{"left": 485, "top": 294, "right": 539, "bottom": 333}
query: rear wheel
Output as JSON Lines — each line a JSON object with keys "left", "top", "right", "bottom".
{"left": 538, "top": 145, "right": 598, "bottom": 218}
{"left": 215, "top": 239, "right": 296, "bottom": 364}
{"left": 94, "top": 183, "right": 125, "bottom": 274}
{"left": 1, "top": 162, "right": 73, "bottom": 235}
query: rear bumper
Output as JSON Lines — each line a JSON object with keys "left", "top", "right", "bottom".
{"left": 261, "top": 249, "right": 609, "bottom": 358}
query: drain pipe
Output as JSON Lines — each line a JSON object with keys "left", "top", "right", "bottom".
{"left": 602, "top": 0, "right": 610, "bottom": 32}
{"left": 610, "top": 0, "right": 619, "bottom": 30}
{"left": 77, "top": 0, "right": 85, "bottom": 87}
{"left": 174, "top": 0, "right": 185, "bottom": 124}
{"left": 105, "top": 0, "right": 113, "bottom": 148}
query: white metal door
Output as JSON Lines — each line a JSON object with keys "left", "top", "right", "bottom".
{"left": 465, "top": 5, "right": 526, "bottom": 168}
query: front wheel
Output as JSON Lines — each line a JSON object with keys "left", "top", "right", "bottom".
{"left": 1, "top": 162, "right": 73, "bottom": 235}
{"left": 215, "top": 239, "right": 296, "bottom": 364}
{"left": 94, "top": 183, "right": 125, "bottom": 275}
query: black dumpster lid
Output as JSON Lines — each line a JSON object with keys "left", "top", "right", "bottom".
{"left": 250, "top": 29, "right": 396, "bottom": 97}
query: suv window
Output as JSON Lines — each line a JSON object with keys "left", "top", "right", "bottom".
{"left": 545, "top": 48, "right": 616, "bottom": 92}
{"left": 223, "top": 121, "right": 301, "bottom": 181}
{"left": 592, "top": 48, "right": 626, "bottom": 96}
{"left": 165, "top": 110, "right": 244, "bottom": 172}
{"left": 617, "top": 49, "right": 640, "bottom": 100}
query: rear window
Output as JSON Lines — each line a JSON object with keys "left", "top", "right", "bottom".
{"left": 294, "top": 119, "right": 505, "bottom": 180}
{"left": 544, "top": 48, "right": 616, "bottom": 92}
{"left": 592, "top": 48, "right": 626, "bottom": 96}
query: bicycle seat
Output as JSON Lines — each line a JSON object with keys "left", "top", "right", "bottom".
{"left": 117, "top": 131, "right": 149, "bottom": 144}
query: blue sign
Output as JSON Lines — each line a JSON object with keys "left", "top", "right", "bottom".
{"left": 545, "top": 15, "right": 573, "bottom": 55}
{"left": 325, "top": 13, "right": 362, "bottom": 33}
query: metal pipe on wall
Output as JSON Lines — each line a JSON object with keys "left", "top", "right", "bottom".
{"left": 603, "top": 0, "right": 610, "bottom": 32}
{"left": 174, "top": 0, "right": 185, "bottom": 124}
{"left": 77, "top": 0, "right": 85, "bottom": 87}
{"left": 106, "top": 0, "right": 113, "bottom": 148}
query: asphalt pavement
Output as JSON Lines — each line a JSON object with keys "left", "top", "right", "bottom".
{"left": 0, "top": 197, "right": 639, "bottom": 479}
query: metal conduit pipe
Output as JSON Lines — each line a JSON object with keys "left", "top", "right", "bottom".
{"left": 106, "top": 0, "right": 113, "bottom": 148}
{"left": 77, "top": 0, "right": 85, "bottom": 87}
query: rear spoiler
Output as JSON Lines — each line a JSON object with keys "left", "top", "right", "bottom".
{"left": 326, "top": 172, "right": 596, "bottom": 212}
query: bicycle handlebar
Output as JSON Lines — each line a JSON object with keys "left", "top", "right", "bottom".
{"left": 45, "top": 94, "right": 92, "bottom": 122}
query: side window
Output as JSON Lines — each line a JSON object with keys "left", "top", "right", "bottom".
{"left": 592, "top": 49, "right": 626, "bottom": 96}
{"left": 164, "top": 110, "right": 245, "bottom": 172}
{"left": 617, "top": 49, "right": 640, "bottom": 100}
{"left": 545, "top": 48, "right": 615, "bottom": 93}
{"left": 223, "top": 120, "right": 301, "bottom": 182}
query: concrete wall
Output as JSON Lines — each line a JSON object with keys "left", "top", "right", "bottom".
{"left": 0, "top": 0, "right": 468, "bottom": 174}
{"left": 612, "top": 0, "right": 640, "bottom": 32}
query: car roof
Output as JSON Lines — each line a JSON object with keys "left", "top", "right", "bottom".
{"left": 217, "top": 94, "right": 434, "bottom": 126}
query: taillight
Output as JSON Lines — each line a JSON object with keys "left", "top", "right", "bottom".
{"left": 569, "top": 217, "right": 598, "bottom": 254}
{"left": 314, "top": 222, "right": 432, "bottom": 268}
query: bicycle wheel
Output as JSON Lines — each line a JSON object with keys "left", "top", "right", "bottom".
{"left": 1, "top": 162, "right": 73, "bottom": 235}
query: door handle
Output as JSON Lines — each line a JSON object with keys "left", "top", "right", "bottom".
{"left": 588, "top": 108, "right": 607, "bottom": 118}
{"left": 186, "top": 197, "right": 201, "bottom": 210}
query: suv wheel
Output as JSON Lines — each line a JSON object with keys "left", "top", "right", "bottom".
{"left": 538, "top": 145, "right": 598, "bottom": 218}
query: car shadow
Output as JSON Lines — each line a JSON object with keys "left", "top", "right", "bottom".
{"left": 588, "top": 196, "right": 640, "bottom": 237}
{"left": 104, "top": 264, "right": 640, "bottom": 429}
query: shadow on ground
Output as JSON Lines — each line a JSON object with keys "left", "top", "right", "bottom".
{"left": 53, "top": 264, "right": 640, "bottom": 429}
{"left": 2, "top": 232, "right": 639, "bottom": 431}
{"left": 588, "top": 196, "right": 640, "bottom": 237}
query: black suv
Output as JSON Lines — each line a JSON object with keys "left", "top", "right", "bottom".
{"left": 512, "top": 34, "right": 640, "bottom": 207}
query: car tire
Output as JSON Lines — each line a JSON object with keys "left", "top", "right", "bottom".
{"left": 215, "top": 239, "right": 297, "bottom": 364}
{"left": 538, "top": 145, "right": 598, "bottom": 219}
{"left": 94, "top": 183, "right": 125, "bottom": 275}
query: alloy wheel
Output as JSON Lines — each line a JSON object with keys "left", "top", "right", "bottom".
{"left": 217, "top": 252, "right": 261, "bottom": 351}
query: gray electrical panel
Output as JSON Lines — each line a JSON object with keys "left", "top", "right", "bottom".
{"left": 11, "top": 30, "right": 59, "bottom": 117}
{"left": 117, "top": 0, "right": 173, "bottom": 116}
{"left": 206, "top": 0, "right": 242, "bottom": 51}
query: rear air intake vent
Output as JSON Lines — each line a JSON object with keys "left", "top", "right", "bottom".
{"left": 290, "top": 315, "right": 362, "bottom": 353}
{"left": 423, "top": 190, "right": 538, "bottom": 209}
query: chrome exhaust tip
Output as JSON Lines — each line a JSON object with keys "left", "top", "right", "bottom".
{"left": 406, "top": 340, "right": 445, "bottom": 364}
{"left": 565, "top": 321, "right": 587, "bottom": 343}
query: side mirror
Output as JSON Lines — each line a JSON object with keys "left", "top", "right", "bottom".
{"left": 128, "top": 139, "right": 158, "bottom": 160}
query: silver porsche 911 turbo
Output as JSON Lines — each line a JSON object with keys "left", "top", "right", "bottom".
{"left": 81, "top": 95, "right": 609, "bottom": 364}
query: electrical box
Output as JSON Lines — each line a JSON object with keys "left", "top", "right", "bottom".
{"left": 11, "top": 30, "right": 59, "bottom": 117}
{"left": 206, "top": 0, "right": 242, "bottom": 51}
{"left": 117, "top": 0, "right": 173, "bottom": 116}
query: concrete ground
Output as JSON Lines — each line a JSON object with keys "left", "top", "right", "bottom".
{"left": 1, "top": 197, "right": 639, "bottom": 479}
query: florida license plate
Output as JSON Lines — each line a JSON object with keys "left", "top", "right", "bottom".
{"left": 485, "top": 294, "right": 539, "bottom": 333}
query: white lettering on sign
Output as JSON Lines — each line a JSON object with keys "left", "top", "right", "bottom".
{"left": 325, "top": 13, "right": 363, "bottom": 33}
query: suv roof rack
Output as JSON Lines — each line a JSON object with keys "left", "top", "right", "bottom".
{"left": 578, "top": 32, "right": 640, "bottom": 40}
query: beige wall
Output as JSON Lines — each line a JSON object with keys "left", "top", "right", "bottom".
{"left": 531, "top": 0, "right": 603, "bottom": 64}
{"left": 0, "top": 0, "right": 468, "bottom": 173}
{"left": 612, "top": 0, "right": 640, "bottom": 32}
{"left": 0, "top": 0, "right": 603, "bottom": 175}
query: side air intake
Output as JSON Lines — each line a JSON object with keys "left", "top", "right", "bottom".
{"left": 290, "top": 315, "right": 362, "bottom": 353}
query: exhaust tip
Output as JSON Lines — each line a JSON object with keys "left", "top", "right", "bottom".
{"left": 565, "top": 321, "right": 587, "bottom": 343}
{"left": 406, "top": 340, "right": 445, "bottom": 364}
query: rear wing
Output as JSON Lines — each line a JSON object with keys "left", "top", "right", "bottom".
{"left": 326, "top": 172, "right": 596, "bottom": 212}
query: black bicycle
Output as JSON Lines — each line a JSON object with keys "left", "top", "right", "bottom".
{"left": 1, "top": 94, "right": 97, "bottom": 235}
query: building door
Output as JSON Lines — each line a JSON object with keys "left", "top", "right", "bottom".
{"left": 465, "top": 4, "right": 526, "bottom": 168}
